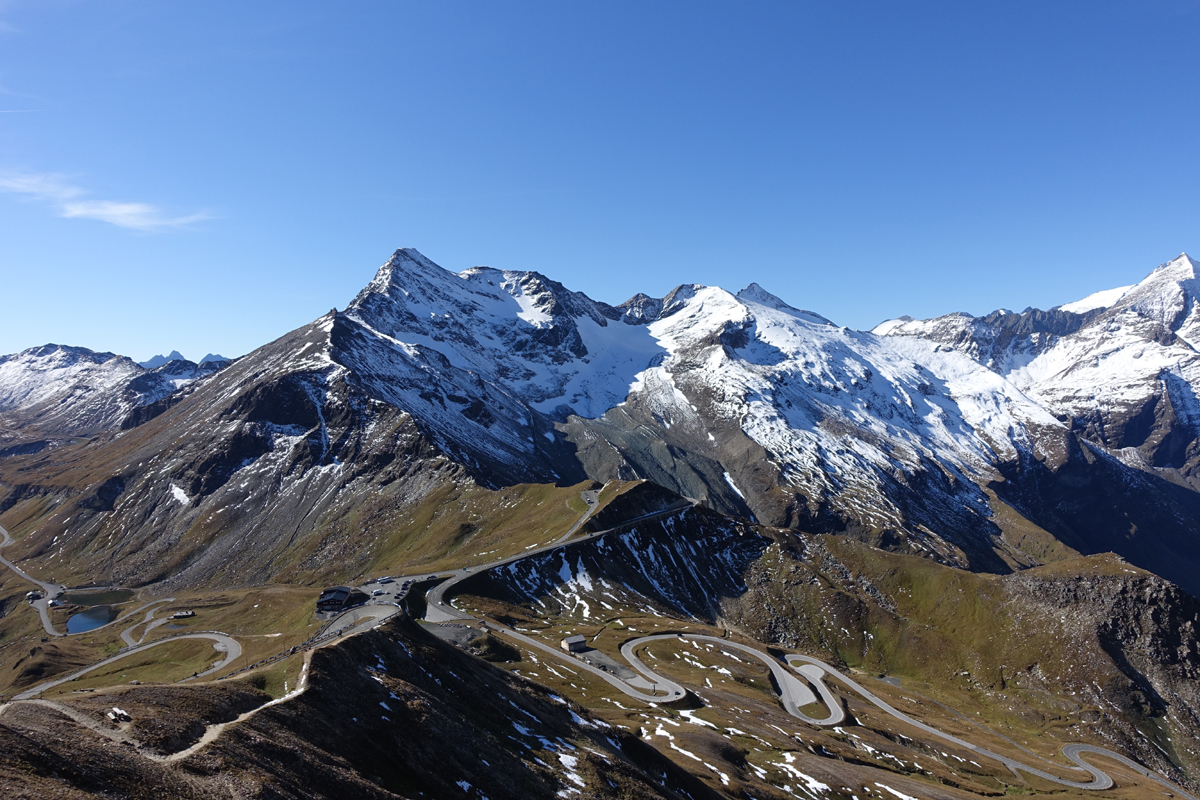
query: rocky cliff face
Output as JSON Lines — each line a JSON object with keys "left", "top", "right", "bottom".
{"left": 1004, "top": 566, "right": 1200, "bottom": 784}
{"left": 473, "top": 502, "right": 770, "bottom": 623}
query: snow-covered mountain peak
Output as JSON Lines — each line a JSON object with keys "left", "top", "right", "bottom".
{"left": 364, "top": 247, "right": 445, "bottom": 292}
{"left": 0, "top": 344, "right": 228, "bottom": 437}
{"left": 736, "top": 282, "right": 790, "bottom": 310}
{"left": 338, "top": 250, "right": 666, "bottom": 423}
{"left": 1154, "top": 252, "right": 1197, "bottom": 279}
{"left": 1096, "top": 252, "right": 1200, "bottom": 348}
{"left": 616, "top": 292, "right": 664, "bottom": 324}
{"left": 1123, "top": 253, "right": 1198, "bottom": 298}
{"left": 734, "top": 282, "right": 835, "bottom": 325}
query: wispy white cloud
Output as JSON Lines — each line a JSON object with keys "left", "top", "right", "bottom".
{"left": 0, "top": 171, "right": 210, "bottom": 231}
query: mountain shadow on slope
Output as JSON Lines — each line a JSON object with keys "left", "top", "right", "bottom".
{"left": 991, "top": 434, "right": 1200, "bottom": 598}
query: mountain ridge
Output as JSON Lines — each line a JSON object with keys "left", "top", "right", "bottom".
{"left": 2, "top": 248, "right": 1199, "bottom": 595}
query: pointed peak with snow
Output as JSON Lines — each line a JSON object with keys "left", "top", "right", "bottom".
{"left": 364, "top": 247, "right": 446, "bottom": 293}
{"left": 616, "top": 292, "right": 665, "bottom": 325}
{"left": 736, "top": 282, "right": 792, "bottom": 310}
{"left": 735, "top": 282, "right": 834, "bottom": 326}
{"left": 1149, "top": 252, "right": 1198, "bottom": 281}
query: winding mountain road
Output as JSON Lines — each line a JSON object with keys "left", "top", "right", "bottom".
{"left": 417, "top": 501, "right": 1196, "bottom": 797}
{"left": 557, "top": 633, "right": 1196, "bottom": 798}
{"left": 119, "top": 600, "right": 176, "bottom": 647}
{"left": 0, "top": 524, "right": 64, "bottom": 636}
{"left": 4, "top": 497, "right": 1196, "bottom": 797}
{"left": 10, "top": 632, "right": 242, "bottom": 701}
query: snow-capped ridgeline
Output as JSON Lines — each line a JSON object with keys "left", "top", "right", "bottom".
{"left": 0, "top": 345, "right": 140, "bottom": 413}
{"left": 874, "top": 254, "right": 1200, "bottom": 484}
{"left": 873, "top": 254, "right": 1200, "bottom": 414}
{"left": 1057, "top": 284, "right": 1134, "bottom": 314}
{"left": 343, "top": 248, "right": 665, "bottom": 420}
{"left": 345, "top": 252, "right": 1057, "bottom": 426}
{"left": 1010, "top": 256, "right": 1200, "bottom": 429}
{"left": 0, "top": 344, "right": 228, "bottom": 436}
{"left": 336, "top": 251, "right": 1061, "bottom": 478}
{"left": 6, "top": 247, "right": 1200, "bottom": 589}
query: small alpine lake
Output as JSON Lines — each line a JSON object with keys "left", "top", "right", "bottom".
{"left": 65, "top": 605, "right": 121, "bottom": 634}
{"left": 57, "top": 589, "right": 134, "bottom": 606}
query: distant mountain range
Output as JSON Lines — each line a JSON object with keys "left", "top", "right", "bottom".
{"left": 0, "top": 250, "right": 1198, "bottom": 595}
{"left": 139, "top": 351, "right": 229, "bottom": 369}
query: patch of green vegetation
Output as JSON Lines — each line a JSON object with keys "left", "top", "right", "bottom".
{"left": 986, "top": 489, "right": 1080, "bottom": 565}
{"left": 330, "top": 480, "right": 602, "bottom": 578}
{"left": 143, "top": 585, "right": 322, "bottom": 669}
{"left": 235, "top": 652, "right": 306, "bottom": 699}
{"left": 44, "top": 638, "right": 217, "bottom": 697}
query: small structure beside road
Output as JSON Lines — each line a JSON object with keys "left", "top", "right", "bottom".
{"left": 170, "top": 610, "right": 196, "bottom": 619}
{"left": 560, "top": 634, "right": 587, "bottom": 653}
{"left": 317, "top": 586, "right": 368, "bottom": 613}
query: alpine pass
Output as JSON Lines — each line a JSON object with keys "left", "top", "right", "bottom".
{"left": 2, "top": 248, "right": 1200, "bottom": 799}
{"left": 2, "top": 4, "right": 1198, "bottom": 799}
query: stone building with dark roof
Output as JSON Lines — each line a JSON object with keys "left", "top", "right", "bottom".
{"left": 317, "top": 586, "right": 368, "bottom": 613}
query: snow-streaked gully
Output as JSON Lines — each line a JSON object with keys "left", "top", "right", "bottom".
{"left": 2, "top": 507, "right": 1196, "bottom": 800}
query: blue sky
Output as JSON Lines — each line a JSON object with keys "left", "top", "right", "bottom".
{"left": 1, "top": 1, "right": 1198, "bottom": 361}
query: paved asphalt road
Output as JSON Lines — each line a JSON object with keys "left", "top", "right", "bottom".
{"left": 320, "top": 604, "right": 400, "bottom": 638}
{"left": 0, "top": 524, "right": 65, "bottom": 637}
{"left": 12, "top": 632, "right": 242, "bottom": 701}
{"left": 424, "top": 497, "right": 694, "bottom": 623}
{"left": 624, "top": 634, "right": 844, "bottom": 725}
{"left": 119, "top": 600, "right": 176, "bottom": 647}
